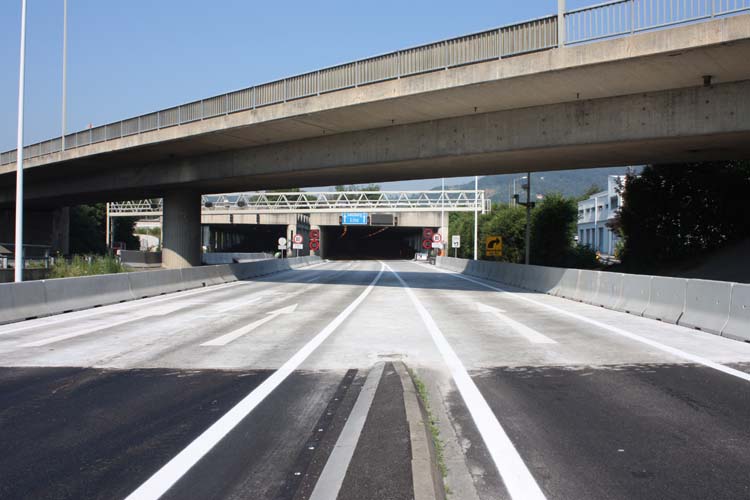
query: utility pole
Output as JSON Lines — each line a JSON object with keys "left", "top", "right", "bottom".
{"left": 473, "top": 176, "right": 478, "bottom": 260}
{"left": 61, "top": 0, "right": 68, "bottom": 151}
{"left": 14, "top": 0, "right": 28, "bottom": 282}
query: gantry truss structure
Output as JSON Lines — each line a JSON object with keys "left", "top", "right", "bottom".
{"left": 108, "top": 190, "right": 488, "bottom": 217}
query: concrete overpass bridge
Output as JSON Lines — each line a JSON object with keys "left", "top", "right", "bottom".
{"left": 2, "top": 0, "right": 750, "bottom": 266}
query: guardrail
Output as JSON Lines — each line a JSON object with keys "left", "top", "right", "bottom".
{"left": 1, "top": 0, "right": 748, "bottom": 168}
{"left": 436, "top": 256, "right": 749, "bottom": 343}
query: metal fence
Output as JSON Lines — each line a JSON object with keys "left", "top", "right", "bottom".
{"left": 2, "top": 0, "right": 748, "bottom": 167}
{"left": 565, "top": 0, "right": 750, "bottom": 44}
{"left": 109, "top": 190, "right": 487, "bottom": 216}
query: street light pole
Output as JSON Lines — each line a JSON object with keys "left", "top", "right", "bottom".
{"left": 473, "top": 176, "right": 478, "bottom": 260}
{"left": 14, "top": 0, "right": 28, "bottom": 283}
{"left": 61, "top": 0, "right": 68, "bottom": 151}
{"left": 525, "top": 172, "right": 531, "bottom": 265}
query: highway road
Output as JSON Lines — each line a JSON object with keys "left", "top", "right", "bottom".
{"left": 1, "top": 259, "right": 749, "bottom": 500}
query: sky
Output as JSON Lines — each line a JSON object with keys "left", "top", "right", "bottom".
{"left": 0, "top": 0, "right": 592, "bottom": 190}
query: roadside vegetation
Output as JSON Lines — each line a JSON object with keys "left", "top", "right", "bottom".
{"left": 449, "top": 193, "right": 598, "bottom": 269}
{"left": 49, "top": 255, "right": 127, "bottom": 278}
{"left": 612, "top": 161, "right": 750, "bottom": 273}
{"left": 408, "top": 368, "right": 449, "bottom": 486}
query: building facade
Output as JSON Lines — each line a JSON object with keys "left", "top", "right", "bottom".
{"left": 577, "top": 175, "right": 626, "bottom": 257}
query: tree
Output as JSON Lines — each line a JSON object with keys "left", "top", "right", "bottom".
{"left": 615, "top": 161, "right": 750, "bottom": 271}
{"left": 481, "top": 204, "right": 527, "bottom": 262}
{"left": 112, "top": 217, "right": 141, "bottom": 251}
{"left": 69, "top": 204, "right": 106, "bottom": 255}
{"left": 530, "top": 193, "right": 579, "bottom": 267}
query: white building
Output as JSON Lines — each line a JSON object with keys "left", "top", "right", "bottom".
{"left": 577, "top": 175, "right": 626, "bottom": 256}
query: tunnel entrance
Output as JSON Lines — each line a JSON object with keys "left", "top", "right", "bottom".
{"left": 205, "top": 224, "right": 287, "bottom": 253}
{"left": 322, "top": 225, "right": 423, "bottom": 260}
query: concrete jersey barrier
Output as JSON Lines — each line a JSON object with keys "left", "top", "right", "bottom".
{"left": 435, "top": 256, "right": 740, "bottom": 344}
{"left": 0, "top": 256, "right": 322, "bottom": 325}
{"left": 643, "top": 276, "right": 688, "bottom": 324}
{"left": 678, "top": 279, "right": 732, "bottom": 335}
{"left": 723, "top": 284, "right": 750, "bottom": 342}
{"left": 0, "top": 281, "right": 49, "bottom": 323}
{"left": 613, "top": 274, "right": 651, "bottom": 316}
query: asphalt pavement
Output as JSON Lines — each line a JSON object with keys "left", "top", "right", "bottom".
{"left": 1, "top": 259, "right": 749, "bottom": 500}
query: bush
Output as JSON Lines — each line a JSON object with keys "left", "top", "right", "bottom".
{"left": 49, "top": 255, "right": 127, "bottom": 279}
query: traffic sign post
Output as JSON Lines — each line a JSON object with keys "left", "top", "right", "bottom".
{"left": 309, "top": 229, "right": 320, "bottom": 255}
{"left": 278, "top": 237, "right": 287, "bottom": 258}
{"left": 452, "top": 234, "right": 461, "bottom": 257}
{"left": 431, "top": 232, "right": 443, "bottom": 250}
{"left": 485, "top": 235, "right": 503, "bottom": 257}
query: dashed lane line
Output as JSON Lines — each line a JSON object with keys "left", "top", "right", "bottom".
{"left": 0, "top": 260, "right": 333, "bottom": 336}
{"left": 415, "top": 261, "right": 750, "bottom": 384}
{"left": 476, "top": 302, "right": 557, "bottom": 344}
{"left": 383, "top": 262, "right": 547, "bottom": 500}
{"left": 124, "top": 263, "right": 385, "bottom": 500}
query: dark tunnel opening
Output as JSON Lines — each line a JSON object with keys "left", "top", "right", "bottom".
{"left": 322, "top": 225, "right": 422, "bottom": 260}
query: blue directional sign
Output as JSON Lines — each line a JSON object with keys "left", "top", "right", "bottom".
{"left": 341, "top": 212, "right": 369, "bottom": 225}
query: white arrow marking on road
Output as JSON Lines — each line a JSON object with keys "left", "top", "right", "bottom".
{"left": 477, "top": 302, "right": 557, "bottom": 344}
{"left": 200, "top": 304, "right": 298, "bottom": 347}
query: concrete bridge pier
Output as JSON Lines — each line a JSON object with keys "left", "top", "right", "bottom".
{"left": 162, "top": 190, "right": 201, "bottom": 268}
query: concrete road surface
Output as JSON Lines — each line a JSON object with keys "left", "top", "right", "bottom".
{"left": 0, "top": 259, "right": 749, "bottom": 500}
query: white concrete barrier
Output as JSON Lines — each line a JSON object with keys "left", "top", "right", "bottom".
{"left": 435, "top": 256, "right": 745, "bottom": 343}
{"left": 576, "top": 270, "right": 600, "bottom": 304}
{"left": 0, "top": 257, "right": 322, "bottom": 325}
{"left": 202, "top": 252, "right": 273, "bottom": 265}
{"left": 593, "top": 272, "right": 624, "bottom": 309}
{"left": 723, "top": 284, "right": 750, "bottom": 342}
{"left": 643, "top": 276, "right": 687, "bottom": 324}
{"left": 556, "top": 269, "right": 581, "bottom": 299}
{"left": 128, "top": 269, "right": 185, "bottom": 298}
{"left": 0, "top": 281, "right": 49, "bottom": 323}
{"left": 678, "top": 279, "right": 732, "bottom": 335}
{"left": 44, "top": 274, "right": 134, "bottom": 314}
{"left": 613, "top": 274, "right": 651, "bottom": 316}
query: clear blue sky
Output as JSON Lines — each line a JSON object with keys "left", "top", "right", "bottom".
{"left": 0, "top": 0, "right": 591, "bottom": 188}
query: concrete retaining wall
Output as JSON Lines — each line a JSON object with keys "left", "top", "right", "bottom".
{"left": 0, "top": 256, "right": 321, "bottom": 324}
{"left": 435, "top": 257, "right": 744, "bottom": 343}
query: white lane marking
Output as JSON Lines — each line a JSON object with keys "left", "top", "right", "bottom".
{"left": 201, "top": 304, "right": 298, "bottom": 346}
{"left": 125, "top": 263, "right": 385, "bottom": 500}
{"left": 419, "top": 262, "right": 750, "bottom": 384}
{"left": 383, "top": 262, "right": 547, "bottom": 500}
{"left": 0, "top": 281, "right": 247, "bottom": 336}
{"left": 0, "top": 260, "right": 333, "bottom": 336}
{"left": 308, "top": 363, "right": 386, "bottom": 500}
{"left": 477, "top": 303, "right": 557, "bottom": 344}
{"left": 20, "top": 315, "right": 150, "bottom": 348}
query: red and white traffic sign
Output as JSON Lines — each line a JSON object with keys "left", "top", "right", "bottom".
{"left": 293, "top": 234, "right": 304, "bottom": 244}
{"left": 422, "top": 239, "right": 432, "bottom": 250}
{"left": 432, "top": 233, "right": 442, "bottom": 243}
{"left": 309, "top": 240, "right": 320, "bottom": 251}
{"left": 422, "top": 228, "right": 434, "bottom": 240}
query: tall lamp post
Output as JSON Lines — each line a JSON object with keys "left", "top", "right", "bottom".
{"left": 61, "top": 0, "right": 68, "bottom": 151}
{"left": 14, "top": 0, "right": 28, "bottom": 283}
{"left": 473, "top": 176, "right": 478, "bottom": 260}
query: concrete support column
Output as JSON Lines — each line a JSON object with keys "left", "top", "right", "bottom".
{"left": 162, "top": 190, "right": 201, "bottom": 268}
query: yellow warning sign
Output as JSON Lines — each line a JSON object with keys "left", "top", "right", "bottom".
{"left": 485, "top": 236, "right": 503, "bottom": 257}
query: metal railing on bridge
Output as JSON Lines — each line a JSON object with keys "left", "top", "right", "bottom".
{"left": 108, "top": 190, "right": 488, "bottom": 217}
{"left": 1, "top": 0, "right": 748, "bottom": 168}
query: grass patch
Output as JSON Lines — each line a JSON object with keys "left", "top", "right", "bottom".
{"left": 409, "top": 368, "right": 448, "bottom": 482}
{"left": 49, "top": 255, "right": 128, "bottom": 278}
